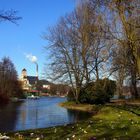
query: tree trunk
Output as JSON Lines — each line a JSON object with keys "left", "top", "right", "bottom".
{"left": 136, "top": 57, "right": 140, "bottom": 77}
{"left": 95, "top": 62, "right": 99, "bottom": 81}
{"left": 75, "top": 86, "right": 80, "bottom": 104}
{"left": 130, "top": 66, "right": 139, "bottom": 99}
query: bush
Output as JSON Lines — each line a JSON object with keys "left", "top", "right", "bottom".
{"left": 78, "top": 78, "right": 116, "bottom": 104}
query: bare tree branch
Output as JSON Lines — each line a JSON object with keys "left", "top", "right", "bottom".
{"left": 0, "top": 9, "right": 22, "bottom": 25}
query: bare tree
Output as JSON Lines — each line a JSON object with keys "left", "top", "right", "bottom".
{"left": 43, "top": 1, "right": 112, "bottom": 102}
{"left": 111, "top": 45, "right": 127, "bottom": 97}
{"left": 0, "top": 9, "right": 21, "bottom": 24}
{"left": 103, "top": 0, "right": 140, "bottom": 98}
{"left": 44, "top": 14, "right": 84, "bottom": 102}
{"left": 0, "top": 57, "right": 23, "bottom": 103}
{"left": 77, "top": 1, "right": 111, "bottom": 81}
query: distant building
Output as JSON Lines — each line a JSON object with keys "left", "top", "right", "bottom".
{"left": 43, "top": 85, "right": 50, "bottom": 90}
{"left": 20, "top": 68, "right": 38, "bottom": 92}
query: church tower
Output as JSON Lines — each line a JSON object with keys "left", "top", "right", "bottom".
{"left": 21, "top": 68, "right": 27, "bottom": 79}
{"left": 20, "top": 68, "right": 38, "bottom": 91}
{"left": 20, "top": 68, "right": 29, "bottom": 90}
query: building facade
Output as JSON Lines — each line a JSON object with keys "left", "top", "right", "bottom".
{"left": 20, "top": 68, "right": 38, "bottom": 92}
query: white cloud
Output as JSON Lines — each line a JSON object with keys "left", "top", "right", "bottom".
{"left": 25, "top": 53, "right": 37, "bottom": 63}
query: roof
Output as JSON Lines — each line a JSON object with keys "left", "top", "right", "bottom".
{"left": 27, "top": 76, "right": 38, "bottom": 85}
{"left": 22, "top": 68, "right": 27, "bottom": 71}
{"left": 30, "top": 90, "right": 39, "bottom": 93}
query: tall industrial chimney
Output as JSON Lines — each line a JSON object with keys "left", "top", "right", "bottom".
{"left": 35, "top": 62, "right": 38, "bottom": 80}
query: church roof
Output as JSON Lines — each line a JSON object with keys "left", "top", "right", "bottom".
{"left": 27, "top": 76, "right": 38, "bottom": 85}
{"left": 22, "top": 68, "right": 27, "bottom": 71}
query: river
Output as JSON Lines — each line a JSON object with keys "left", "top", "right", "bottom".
{"left": 0, "top": 97, "right": 92, "bottom": 132}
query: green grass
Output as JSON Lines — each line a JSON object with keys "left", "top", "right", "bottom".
{"left": 3, "top": 102, "right": 140, "bottom": 140}
{"left": 59, "top": 101, "right": 96, "bottom": 113}
{"left": 108, "top": 104, "right": 140, "bottom": 116}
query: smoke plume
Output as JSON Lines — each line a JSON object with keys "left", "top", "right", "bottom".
{"left": 25, "top": 53, "right": 39, "bottom": 77}
{"left": 26, "top": 54, "right": 37, "bottom": 63}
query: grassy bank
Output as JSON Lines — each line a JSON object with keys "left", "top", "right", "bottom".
{"left": 3, "top": 102, "right": 140, "bottom": 140}
{"left": 59, "top": 101, "right": 97, "bottom": 113}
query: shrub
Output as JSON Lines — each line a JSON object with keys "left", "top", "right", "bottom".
{"left": 78, "top": 78, "right": 116, "bottom": 104}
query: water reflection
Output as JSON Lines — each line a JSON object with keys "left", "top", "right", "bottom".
{"left": 0, "top": 102, "right": 23, "bottom": 132}
{"left": 0, "top": 97, "right": 92, "bottom": 132}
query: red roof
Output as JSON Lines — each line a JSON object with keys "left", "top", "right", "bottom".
{"left": 30, "top": 90, "right": 39, "bottom": 93}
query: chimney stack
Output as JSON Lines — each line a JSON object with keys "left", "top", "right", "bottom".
{"left": 35, "top": 63, "right": 38, "bottom": 80}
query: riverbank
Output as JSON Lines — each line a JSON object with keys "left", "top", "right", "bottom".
{"left": 59, "top": 101, "right": 97, "bottom": 113}
{"left": 3, "top": 102, "right": 140, "bottom": 140}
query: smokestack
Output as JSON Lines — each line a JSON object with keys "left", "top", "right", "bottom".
{"left": 35, "top": 62, "right": 38, "bottom": 80}
{"left": 25, "top": 53, "right": 38, "bottom": 79}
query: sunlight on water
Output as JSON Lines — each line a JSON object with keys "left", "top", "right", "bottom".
{"left": 0, "top": 97, "right": 92, "bottom": 132}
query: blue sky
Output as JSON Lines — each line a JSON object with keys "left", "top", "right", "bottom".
{"left": 0, "top": 0, "right": 75, "bottom": 78}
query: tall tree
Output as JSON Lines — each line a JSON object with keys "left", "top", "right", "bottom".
{"left": 44, "top": 1, "right": 111, "bottom": 102}
{"left": 0, "top": 57, "right": 23, "bottom": 103}
{"left": 111, "top": 45, "right": 127, "bottom": 97}
{"left": 44, "top": 14, "right": 84, "bottom": 102}
{"left": 103, "top": 0, "right": 140, "bottom": 98}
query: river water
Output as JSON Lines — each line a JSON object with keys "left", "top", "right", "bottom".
{"left": 0, "top": 97, "right": 92, "bottom": 132}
